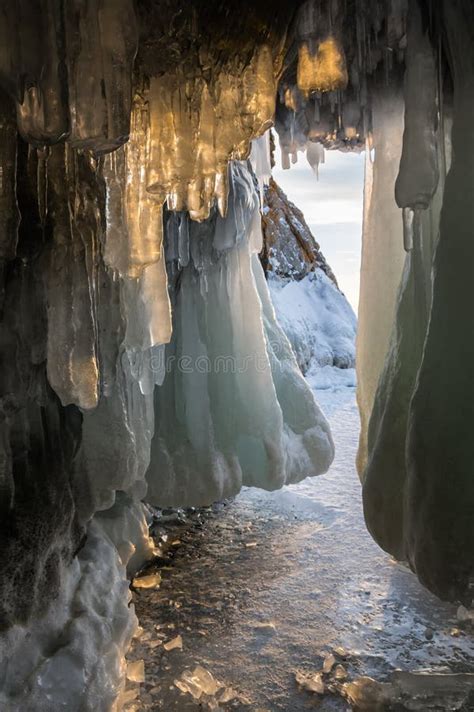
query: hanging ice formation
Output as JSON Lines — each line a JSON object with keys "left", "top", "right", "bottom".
{"left": 1, "top": 0, "right": 474, "bottom": 706}
{"left": 147, "top": 161, "right": 334, "bottom": 507}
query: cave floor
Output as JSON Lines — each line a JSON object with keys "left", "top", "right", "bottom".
{"left": 124, "top": 386, "right": 473, "bottom": 711}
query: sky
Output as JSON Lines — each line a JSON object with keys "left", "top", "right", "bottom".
{"left": 273, "top": 145, "right": 364, "bottom": 313}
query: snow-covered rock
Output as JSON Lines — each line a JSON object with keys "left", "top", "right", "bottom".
{"left": 268, "top": 272, "right": 356, "bottom": 374}
{"left": 261, "top": 178, "right": 357, "bottom": 376}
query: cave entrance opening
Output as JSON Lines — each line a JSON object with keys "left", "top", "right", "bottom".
{"left": 272, "top": 143, "right": 364, "bottom": 315}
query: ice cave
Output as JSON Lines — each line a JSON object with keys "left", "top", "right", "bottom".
{"left": 0, "top": 1, "right": 473, "bottom": 710}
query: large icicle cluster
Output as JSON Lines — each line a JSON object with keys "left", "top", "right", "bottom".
{"left": 0, "top": 0, "right": 336, "bottom": 677}
{"left": 0, "top": 0, "right": 137, "bottom": 151}
{"left": 274, "top": 0, "right": 408, "bottom": 166}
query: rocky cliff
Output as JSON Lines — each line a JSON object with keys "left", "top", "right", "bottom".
{"left": 261, "top": 178, "right": 357, "bottom": 375}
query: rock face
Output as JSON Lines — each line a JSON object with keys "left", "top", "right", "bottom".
{"left": 261, "top": 177, "right": 337, "bottom": 284}
{"left": 261, "top": 178, "right": 357, "bottom": 374}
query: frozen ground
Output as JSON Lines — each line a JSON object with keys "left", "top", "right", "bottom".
{"left": 124, "top": 383, "right": 473, "bottom": 711}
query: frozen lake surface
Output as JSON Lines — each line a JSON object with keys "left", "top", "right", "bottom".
{"left": 125, "top": 385, "right": 473, "bottom": 710}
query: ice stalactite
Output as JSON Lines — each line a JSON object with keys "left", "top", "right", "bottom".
{"left": 46, "top": 144, "right": 100, "bottom": 411}
{"left": 356, "top": 92, "right": 406, "bottom": 476}
{"left": 394, "top": 0, "right": 439, "bottom": 250}
{"left": 145, "top": 44, "right": 276, "bottom": 220}
{"left": 0, "top": 0, "right": 137, "bottom": 151}
{"left": 65, "top": 0, "right": 138, "bottom": 152}
{"left": 101, "top": 103, "right": 164, "bottom": 281}
{"left": 11, "top": 0, "right": 68, "bottom": 146}
{"left": 146, "top": 162, "right": 334, "bottom": 507}
{"left": 274, "top": 0, "right": 409, "bottom": 163}
{"left": 306, "top": 141, "right": 325, "bottom": 177}
{"left": 296, "top": 0, "right": 348, "bottom": 95}
{"left": 404, "top": 0, "right": 474, "bottom": 602}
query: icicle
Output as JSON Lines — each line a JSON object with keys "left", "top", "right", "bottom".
{"left": 46, "top": 145, "right": 99, "bottom": 411}
{"left": 36, "top": 147, "right": 48, "bottom": 227}
{"left": 102, "top": 96, "right": 164, "bottom": 279}
{"left": 249, "top": 130, "right": 272, "bottom": 206}
{"left": 121, "top": 255, "right": 172, "bottom": 355}
{"left": 178, "top": 214, "right": 190, "bottom": 268}
{"left": 306, "top": 141, "right": 325, "bottom": 178}
{"left": 296, "top": 1, "right": 348, "bottom": 95}
{"left": 402, "top": 206, "right": 414, "bottom": 251}
{"left": 395, "top": 0, "right": 439, "bottom": 231}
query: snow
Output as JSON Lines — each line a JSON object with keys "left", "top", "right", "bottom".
{"left": 268, "top": 271, "right": 357, "bottom": 374}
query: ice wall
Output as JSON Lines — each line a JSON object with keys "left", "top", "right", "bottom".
{"left": 404, "top": 0, "right": 474, "bottom": 601}
{"left": 356, "top": 93, "right": 406, "bottom": 476}
{"left": 0, "top": 511, "right": 140, "bottom": 712}
{"left": 358, "top": 0, "right": 474, "bottom": 602}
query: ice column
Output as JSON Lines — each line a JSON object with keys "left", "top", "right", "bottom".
{"left": 362, "top": 132, "right": 448, "bottom": 559}
{"left": 356, "top": 92, "right": 406, "bottom": 476}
